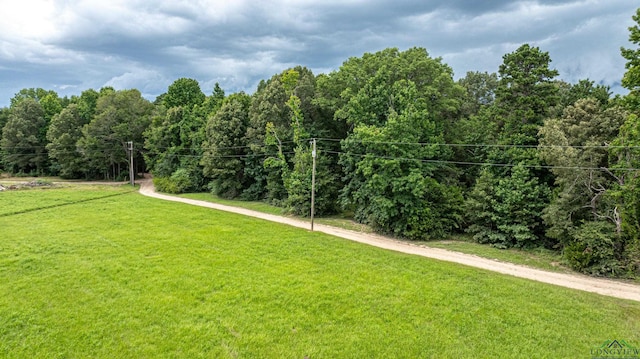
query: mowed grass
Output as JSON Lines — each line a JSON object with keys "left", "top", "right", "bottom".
{"left": 0, "top": 185, "right": 135, "bottom": 216}
{"left": 179, "top": 192, "right": 570, "bottom": 270}
{"left": 179, "top": 193, "right": 374, "bottom": 232}
{"left": 1, "top": 188, "right": 639, "bottom": 358}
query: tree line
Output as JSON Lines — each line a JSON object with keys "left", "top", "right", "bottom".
{"left": 2, "top": 8, "right": 640, "bottom": 278}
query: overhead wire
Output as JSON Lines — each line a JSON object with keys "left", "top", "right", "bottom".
{"left": 3, "top": 138, "right": 640, "bottom": 171}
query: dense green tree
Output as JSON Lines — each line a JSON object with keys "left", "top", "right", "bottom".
{"left": 245, "top": 67, "right": 317, "bottom": 204}
{"left": 621, "top": 7, "right": 640, "bottom": 111}
{"left": 40, "top": 92, "right": 63, "bottom": 122}
{"left": 338, "top": 48, "right": 465, "bottom": 239}
{"left": 46, "top": 104, "right": 90, "bottom": 178}
{"left": 144, "top": 106, "right": 183, "bottom": 178}
{"left": 76, "top": 89, "right": 100, "bottom": 123}
{"left": 0, "top": 107, "right": 9, "bottom": 138}
{"left": 466, "top": 44, "right": 559, "bottom": 247}
{"left": 78, "top": 89, "right": 153, "bottom": 179}
{"left": 457, "top": 71, "right": 499, "bottom": 118}
{"left": 539, "top": 99, "right": 628, "bottom": 274}
{"left": 607, "top": 113, "right": 640, "bottom": 275}
{"left": 550, "top": 79, "right": 611, "bottom": 118}
{"left": 163, "top": 78, "right": 206, "bottom": 109}
{"left": 539, "top": 99, "right": 626, "bottom": 237}
{"left": 1, "top": 99, "right": 48, "bottom": 174}
{"left": 10, "top": 88, "right": 58, "bottom": 108}
{"left": 145, "top": 79, "right": 220, "bottom": 193}
{"left": 201, "top": 93, "right": 251, "bottom": 198}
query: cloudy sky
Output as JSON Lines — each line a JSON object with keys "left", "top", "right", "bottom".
{"left": 0, "top": 0, "right": 637, "bottom": 107}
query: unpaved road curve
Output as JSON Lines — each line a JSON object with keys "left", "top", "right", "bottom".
{"left": 139, "top": 179, "right": 640, "bottom": 302}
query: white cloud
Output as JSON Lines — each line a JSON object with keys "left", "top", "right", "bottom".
{"left": 104, "top": 68, "right": 168, "bottom": 92}
{"left": 0, "top": 1, "right": 57, "bottom": 40}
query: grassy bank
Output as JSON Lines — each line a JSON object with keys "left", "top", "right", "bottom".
{"left": 1, "top": 187, "right": 638, "bottom": 357}
{"left": 179, "top": 192, "right": 572, "bottom": 272}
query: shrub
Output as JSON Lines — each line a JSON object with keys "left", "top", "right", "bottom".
{"left": 563, "top": 221, "right": 623, "bottom": 276}
{"left": 153, "top": 176, "right": 179, "bottom": 194}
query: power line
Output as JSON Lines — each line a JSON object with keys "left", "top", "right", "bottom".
{"left": 323, "top": 150, "right": 640, "bottom": 172}
{"left": 313, "top": 138, "right": 640, "bottom": 150}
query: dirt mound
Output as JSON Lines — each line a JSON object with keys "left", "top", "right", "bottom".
{"left": 0, "top": 180, "right": 55, "bottom": 191}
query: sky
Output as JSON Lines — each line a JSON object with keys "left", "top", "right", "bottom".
{"left": 0, "top": 0, "right": 637, "bottom": 107}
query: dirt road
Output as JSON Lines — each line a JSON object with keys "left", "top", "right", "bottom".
{"left": 138, "top": 179, "right": 640, "bottom": 302}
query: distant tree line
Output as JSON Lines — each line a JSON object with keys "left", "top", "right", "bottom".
{"left": 2, "top": 8, "right": 640, "bottom": 278}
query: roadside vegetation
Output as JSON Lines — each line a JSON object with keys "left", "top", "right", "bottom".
{"left": 1, "top": 187, "right": 639, "bottom": 358}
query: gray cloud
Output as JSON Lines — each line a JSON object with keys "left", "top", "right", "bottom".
{"left": 0, "top": 0, "right": 637, "bottom": 107}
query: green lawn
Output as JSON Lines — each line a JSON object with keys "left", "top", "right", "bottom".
{"left": 178, "top": 192, "right": 573, "bottom": 272}
{"left": 179, "top": 193, "right": 374, "bottom": 233}
{"left": 0, "top": 185, "right": 135, "bottom": 217}
{"left": 1, "top": 187, "right": 639, "bottom": 358}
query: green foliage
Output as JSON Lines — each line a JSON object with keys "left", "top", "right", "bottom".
{"left": 163, "top": 78, "right": 206, "bottom": 109}
{"left": 340, "top": 67, "right": 464, "bottom": 239}
{"left": 466, "top": 44, "right": 559, "bottom": 249}
{"left": 152, "top": 169, "right": 202, "bottom": 194}
{"left": 245, "top": 72, "right": 290, "bottom": 202}
{"left": 152, "top": 176, "right": 180, "bottom": 193}
{"left": 621, "top": 8, "right": 640, "bottom": 110}
{"left": 564, "top": 221, "right": 623, "bottom": 276}
{"left": 493, "top": 164, "right": 550, "bottom": 248}
{"left": 9, "top": 88, "right": 58, "bottom": 108}
{"left": 457, "top": 71, "right": 498, "bottom": 118}
{"left": 76, "top": 89, "right": 100, "bottom": 123}
{"left": 78, "top": 89, "right": 153, "bottom": 179}
{"left": 1, "top": 99, "right": 49, "bottom": 174}
{"left": 539, "top": 99, "right": 627, "bottom": 243}
{"left": 554, "top": 79, "right": 611, "bottom": 115}
{"left": 245, "top": 66, "right": 322, "bottom": 205}
{"left": 46, "top": 104, "right": 90, "bottom": 178}
{"left": 39, "top": 92, "right": 63, "bottom": 122}
{"left": 467, "top": 165, "right": 550, "bottom": 248}
{"left": 201, "top": 93, "right": 251, "bottom": 198}
{"left": 496, "top": 44, "right": 559, "bottom": 128}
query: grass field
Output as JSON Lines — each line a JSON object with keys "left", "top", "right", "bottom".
{"left": 1, "top": 186, "right": 639, "bottom": 358}
{"left": 179, "top": 192, "right": 573, "bottom": 273}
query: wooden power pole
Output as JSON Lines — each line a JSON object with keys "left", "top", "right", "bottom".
{"left": 127, "top": 141, "right": 134, "bottom": 186}
{"left": 311, "top": 138, "right": 316, "bottom": 231}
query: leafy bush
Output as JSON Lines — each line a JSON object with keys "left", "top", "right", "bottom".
{"left": 153, "top": 176, "right": 179, "bottom": 194}
{"left": 563, "top": 221, "right": 623, "bottom": 276}
{"left": 466, "top": 164, "right": 549, "bottom": 249}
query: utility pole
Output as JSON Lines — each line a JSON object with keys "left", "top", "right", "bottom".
{"left": 310, "top": 138, "right": 316, "bottom": 231}
{"left": 127, "top": 141, "right": 134, "bottom": 186}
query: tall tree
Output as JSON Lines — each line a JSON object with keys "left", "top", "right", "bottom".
{"left": 457, "top": 71, "right": 499, "bottom": 118}
{"left": 538, "top": 99, "right": 628, "bottom": 273}
{"left": 621, "top": 7, "right": 640, "bottom": 111}
{"left": 145, "top": 82, "right": 225, "bottom": 193}
{"left": 76, "top": 89, "right": 100, "bottom": 123}
{"left": 539, "top": 99, "right": 625, "bottom": 239}
{"left": 466, "top": 44, "right": 559, "bottom": 248}
{"left": 163, "top": 78, "right": 206, "bottom": 109}
{"left": 46, "top": 104, "right": 90, "bottom": 178}
{"left": 1, "top": 99, "right": 48, "bottom": 174}
{"left": 338, "top": 48, "right": 465, "bottom": 239}
{"left": 201, "top": 93, "right": 252, "bottom": 198}
{"left": 78, "top": 90, "right": 153, "bottom": 179}
{"left": 245, "top": 67, "right": 316, "bottom": 203}
{"left": 10, "top": 88, "right": 58, "bottom": 108}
